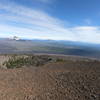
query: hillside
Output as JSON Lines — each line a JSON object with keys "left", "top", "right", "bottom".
{"left": 0, "top": 55, "right": 99, "bottom": 100}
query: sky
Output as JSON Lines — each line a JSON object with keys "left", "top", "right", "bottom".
{"left": 0, "top": 0, "right": 100, "bottom": 43}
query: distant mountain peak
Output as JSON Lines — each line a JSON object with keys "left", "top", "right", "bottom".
{"left": 10, "top": 36, "right": 20, "bottom": 41}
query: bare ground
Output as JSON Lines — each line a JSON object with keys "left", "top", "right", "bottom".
{"left": 0, "top": 55, "right": 99, "bottom": 100}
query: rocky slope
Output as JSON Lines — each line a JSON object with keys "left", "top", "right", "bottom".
{"left": 0, "top": 55, "right": 99, "bottom": 100}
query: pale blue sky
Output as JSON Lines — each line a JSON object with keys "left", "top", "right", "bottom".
{"left": 0, "top": 0, "right": 100, "bottom": 43}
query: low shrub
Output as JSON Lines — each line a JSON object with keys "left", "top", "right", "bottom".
{"left": 3, "top": 55, "right": 53, "bottom": 69}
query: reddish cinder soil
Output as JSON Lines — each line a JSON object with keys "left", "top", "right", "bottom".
{"left": 0, "top": 61, "right": 99, "bottom": 100}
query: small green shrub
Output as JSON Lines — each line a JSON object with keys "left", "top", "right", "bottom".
{"left": 56, "top": 58, "right": 65, "bottom": 62}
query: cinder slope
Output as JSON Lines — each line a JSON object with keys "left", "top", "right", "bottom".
{"left": 0, "top": 61, "right": 99, "bottom": 100}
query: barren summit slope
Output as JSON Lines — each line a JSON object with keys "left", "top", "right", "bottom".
{"left": 0, "top": 55, "right": 99, "bottom": 100}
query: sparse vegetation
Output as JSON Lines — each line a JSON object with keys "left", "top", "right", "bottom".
{"left": 3, "top": 55, "right": 53, "bottom": 68}
{"left": 2, "top": 55, "right": 100, "bottom": 69}
{"left": 56, "top": 58, "right": 66, "bottom": 62}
